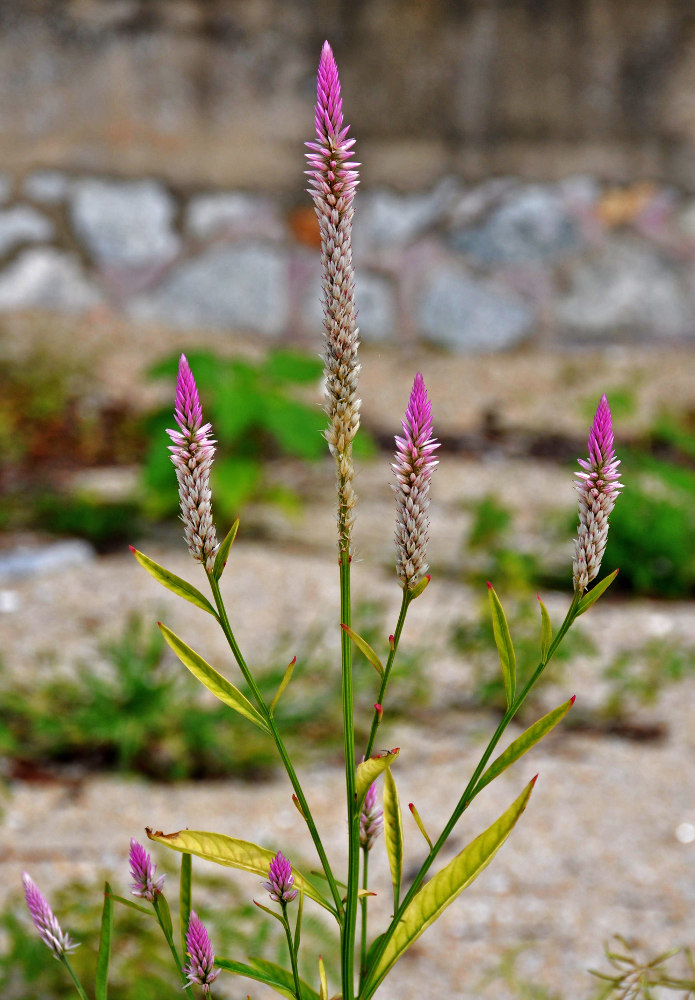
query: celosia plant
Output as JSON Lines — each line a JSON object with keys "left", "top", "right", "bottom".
{"left": 22, "top": 41, "right": 623, "bottom": 1000}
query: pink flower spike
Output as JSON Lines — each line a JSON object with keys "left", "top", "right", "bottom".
{"left": 129, "top": 838, "right": 165, "bottom": 902}
{"left": 166, "top": 354, "right": 219, "bottom": 572}
{"left": 263, "top": 851, "right": 299, "bottom": 904}
{"left": 360, "top": 780, "right": 384, "bottom": 851}
{"left": 572, "top": 393, "right": 623, "bottom": 592}
{"left": 306, "top": 41, "right": 359, "bottom": 210}
{"left": 183, "top": 911, "right": 220, "bottom": 994}
{"left": 22, "top": 872, "right": 78, "bottom": 959}
{"left": 393, "top": 373, "right": 440, "bottom": 588}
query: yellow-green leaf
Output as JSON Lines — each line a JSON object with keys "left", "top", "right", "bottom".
{"left": 576, "top": 569, "right": 619, "bottom": 616}
{"left": 318, "top": 956, "right": 328, "bottom": 1000}
{"left": 270, "top": 656, "right": 296, "bottom": 715}
{"left": 488, "top": 583, "right": 516, "bottom": 707}
{"left": 216, "top": 956, "right": 319, "bottom": 1000}
{"left": 158, "top": 623, "right": 269, "bottom": 734}
{"left": 366, "top": 778, "right": 536, "bottom": 994}
{"left": 355, "top": 749, "right": 400, "bottom": 808}
{"left": 475, "top": 697, "right": 575, "bottom": 795}
{"left": 408, "top": 574, "right": 431, "bottom": 599}
{"left": 341, "top": 625, "right": 383, "bottom": 677}
{"left": 408, "top": 802, "right": 433, "bottom": 849}
{"left": 130, "top": 547, "right": 217, "bottom": 617}
{"left": 383, "top": 768, "right": 404, "bottom": 910}
{"left": 538, "top": 596, "right": 553, "bottom": 661}
{"left": 212, "top": 519, "right": 239, "bottom": 581}
{"left": 146, "top": 828, "right": 336, "bottom": 917}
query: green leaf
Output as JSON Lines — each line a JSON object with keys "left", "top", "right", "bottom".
{"left": 217, "top": 956, "right": 320, "bottom": 1000}
{"left": 106, "top": 893, "right": 152, "bottom": 916}
{"left": 475, "top": 697, "right": 576, "bottom": 795}
{"left": 538, "top": 596, "right": 553, "bottom": 661}
{"left": 366, "top": 778, "right": 536, "bottom": 994}
{"left": 408, "top": 574, "right": 431, "bottom": 599}
{"left": 262, "top": 348, "right": 323, "bottom": 385}
{"left": 383, "top": 768, "right": 404, "bottom": 910}
{"left": 130, "top": 548, "right": 217, "bottom": 617}
{"left": 341, "top": 624, "right": 384, "bottom": 677}
{"left": 212, "top": 519, "right": 239, "bottom": 581}
{"left": 146, "top": 828, "right": 337, "bottom": 917}
{"left": 576, "top": 569, "right": 619, "bottom": 616}
{"left": 408, "top": 802, "right": 433, "bottom": 849}
{"left": 154, "top": 892, "right": 174, "bottom": 941}
{"left": 355, "top": 749, "right": 400, "bottom": 809}
{"left": 180, "top": 853, "right": 192, "bottom": 962}
{"left": 318, "top": 955, "right": 328, "bottom": 1000}
{"left": 253, "top": 899, "right": 286, "bottom": 926}
{"left": 95, "top": 882, "right": 113, "bottom": 1000}
{"left": 270, "top": 656, "right": 296, "bottom": 715}
{"left": 487, "top": 583, "right": 516, "bottom": 707}
{"left": 158, "top": 623, "right": 269, "bottom": 734}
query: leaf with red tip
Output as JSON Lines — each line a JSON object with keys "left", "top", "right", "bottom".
{"left": 355, "top": 749, "right": 399, "bottom": 808}
{"left": 488, "top": 584, "right": 516, "bottom": 707}
{"left": 408, "top": 802, "right": 433, "bottom": 849}
{"left": 408, "top": 575, "right": 431, "bottom": 600}
{"left": 576, "top": 569, "right": 619, "bottom": 616}
{"left": 130, "top": 547, "right": 217, "bottom": 617}
{"left": 365, "top": 779, "right": 536, "bottom": 994}
{"left": 474, "top": 697, "right": 575, "bottom": 796}
{"left": 341, "top": 625, "right": 384, "bottom": 677}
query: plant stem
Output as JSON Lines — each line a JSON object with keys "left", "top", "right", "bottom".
{"left": 207, "top": 574, "right": 343, "bottom": 918}
{"left": 61, "top": 956, "right": 91, "bottom": 1000}
{"left": 363, "top": 589, "right": 410, "bottom": 760}
{"left": 152, "top": 895, "right": 194, "bottom": 998}
{"left": 360, "top": 592, "right": 582, "bottom": 999}
{"left": 340, "top": 549, "right": 359, "bottom": 1000}
{"left": 359, "top": 847, "right": 370, "bottom": 989}
{"left": 282, "top": 902, "right": 303, "bottom": 1000}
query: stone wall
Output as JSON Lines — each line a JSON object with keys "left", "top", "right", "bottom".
{"left": 3, "top": 169, "right": 695, "bottom": 350}
{"left": 3, "top": 0, "right": 695, "bottom": 191}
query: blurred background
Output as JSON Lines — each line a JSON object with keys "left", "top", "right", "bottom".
{"left": 2, "top": 2, "right": 695, "bottom": 998}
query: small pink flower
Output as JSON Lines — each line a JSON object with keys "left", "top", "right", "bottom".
{"left": 573, "top": 393, "right": 623, "bottom": 592}
{"left": 129, "top": 838, "right": 165, "bottom": 902}
{"left": 183, "top": 911, "right": 220, "bottom": 994}
{"left": 167, "top": 354, "right": 219, "bottom": 572}
{"left": 393, "top": 373, "right": 439, "bottom": 587}
{"left": 22, "top": 872, "right": 78, "bottom": 959}
{"left": 263, "top": 851, "right": 299, "bottom": 904}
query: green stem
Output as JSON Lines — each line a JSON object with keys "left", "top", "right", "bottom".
{"left": 359, "top": 847, "right": 370, "bottom": 990}
{"left": 340, "top": 550, "right": 359, "bottom": 1000}
{"left": 152, "top": 895, "right": 193, "bottom": 998}
{"left": 360, "top": 592, "right": 582, "bottom": 999}
{"left": 207, "top": 574, "right": 343, "bottom": 918}
{"left": 281, "top": 902, "right": 303, "bottom": 1000}
{"left": 61, "top": 955, "right": 90, "bottom": 1000}
{"left": 363, "top": 590, "right": 410, "bottom": 761}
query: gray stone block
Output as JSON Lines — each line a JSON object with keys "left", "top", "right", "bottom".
{"left": 0, "top": 247, "right": 101, "bottom": 312}
{"left": 0, "top": 205, "right": 54, "bottom": 255}
{"left": 130, "top": 243, "right": 289, "bottom": 335}
{"left": 352, "top": 180, "right": 457, "bottom": 259}
{"left": 71, "top": 177, "right": 180, "bottom": 266}
{"left": 185, "top": 192, "right": 286, "bottom": 242}
{"left": 417, "top": 264, "right": 534, "bottom": 351}
{"left": 23, "top": 170, "right": 70, "bottom": 204}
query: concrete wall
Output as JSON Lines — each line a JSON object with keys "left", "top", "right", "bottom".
{"left": 2, "top": 0, "right": 695, "bottom": 191}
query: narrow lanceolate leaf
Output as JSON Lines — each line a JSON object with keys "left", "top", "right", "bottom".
{"left": 576, "top": 568, "right": 619, "bottom": 616}
{"left": 106, "top": 893, "right": 152, "bottom": 916}
{"left": 158, "top": 623, "right": 269, "bottom": 734}
{"left": 130, "top": 547, "right": 217, "bottom": 617}
{"left": 355, "top": 749, "right": 400, "bottom": 808}
{"left": 95, "top": 882, "right": 113, "bottom": 1000}
{"left": 474, "top": 697, "right": 576, "bottom": 796}
{"left": 216, "top": 956, "right": 320, "bottom": 1000}
{"left": 408, "top": 802, "right": 433, "bottom": 849}
{"left": 270, "top": 656, "right": 296, "bottom": 715}
{"left": 340, "top": 625, "right": 384, "bottom": 677}
{"left": 488, "top": 583, "right": 516, "bottom": 706}
{"left": 318, "top": 956, "right": 328, "bottom": 1000}
{"left": 538, "top": 596, "right": 553, "bottom": 662}
{"left": 383, "top": 768, "right": 404, "bottom": 910}
{"left": 179, "top": 853, "right": 192, "bottom": 963}
{"left": 212, "top": 518, "right": 240, "bottom": 581}
{"left": 366, "top": 778, "right": 536, "bottom": 995}
{"left": 145, "top": 829, "right": 336, "bottom": 917}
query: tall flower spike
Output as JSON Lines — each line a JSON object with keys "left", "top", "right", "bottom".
{"left": 129, "top": 838, "right": 165, "bottom": 902}
{"left": 359, "top": 780, "right": 383, "bottom": 851}
{"left": 22, "top": 872, "right": 78, "bottom": 959}
{"left": 183, "top": 911, "right": 220, "bottom": 994}
{"left": 166, "top": 354, "right": 219, "bottom": 572}
{"left": 394, "top": 373, "right": 440, "bottom": 588}
{"left": 263, "top": 850, "right": 299, "bottom": 904}
{"left": 573, "top": 393, "right": 623, "bottom": 592}
{"left": 306, "top": 41, "right": 361, "bottom": 554}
